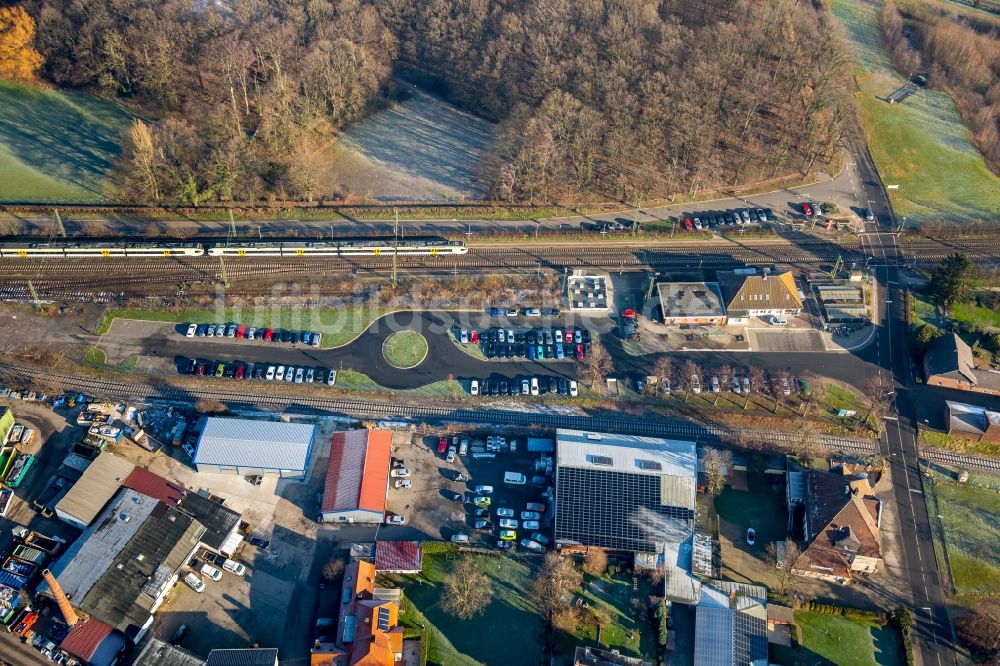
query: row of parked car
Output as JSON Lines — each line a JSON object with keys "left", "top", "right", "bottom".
{"left": 461, "top": 327, "right": 593, "bottom": 361}
{"left": 488, "top": 307, "right": 561, "bottom": 317}
{"left": 181, "top": 358, "right": 337, "bottom": 386}
{"left": 682, "top": 207, "right": 775, "bottom": 231}
{"left": 670, "top": 372, "right": 809, "bottom": 396}
{"left": 183, "top": 322, "right": 322, "bottom": 347}
{"left": 470, "top": 375, "right": 578, "bottom": 397}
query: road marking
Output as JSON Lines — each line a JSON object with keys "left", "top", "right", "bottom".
{"left": 909, "top": 488, "right": 923, "bottom": 494}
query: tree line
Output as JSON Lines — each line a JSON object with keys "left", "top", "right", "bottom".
{"left": 27, "top": 0, "right": 397, "bottom": 203}
{"left": 376, "top": 0, "right": 852, "bottom": 203}
{"left": 15, "top": 0, "right": 850, "bottom": 204}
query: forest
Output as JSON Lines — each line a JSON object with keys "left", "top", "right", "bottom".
{"left": 19, "top": 0, "right": 851, "bottom": 204}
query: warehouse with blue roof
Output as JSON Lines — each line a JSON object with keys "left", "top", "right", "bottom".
{"left": 192, "top": 417, "right": 316, "bottom": 479}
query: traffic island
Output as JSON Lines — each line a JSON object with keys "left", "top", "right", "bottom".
{"left": 382, "top": 331, "right": 429, "bottom": 369}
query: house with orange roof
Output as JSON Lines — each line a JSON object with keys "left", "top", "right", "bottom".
{"left": 320, "top": 430, "right": 392, "bottom": 524}
{"left": 311, "top": 560, "right": 404, "bottom": 666}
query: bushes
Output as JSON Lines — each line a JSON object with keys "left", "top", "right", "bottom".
{"left": 420, "top": 541, "right": 459, "bottom": 555}
{"left": 890, "top": 606, "right": 915, "bottom": 666}
{"left": 799, "top": 601, "right": 886, "bottom": 624}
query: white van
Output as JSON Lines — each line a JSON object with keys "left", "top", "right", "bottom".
{"left": 530, "top": 378, "right": 540, "bottom": 396}
{"left": 200, "top": 564, "right": 223, "bottom": 581}
{"left": 504, "top": 472, "right": 527, "bottom": 485}
{"left": 769, "top": 314, "right": 788, "bottom": 326}
{"left": 184, "top": 573, "right": 205, "bottom": 592}
{"left": 222, "top": 559, "right": 246, "bottom": 576}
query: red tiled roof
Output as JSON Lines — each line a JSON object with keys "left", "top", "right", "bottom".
{"left": 374, "top": 541, "right": 422, "bottom": 573}
{"left": 322, "top": 430, "right": 391, "bottom": 515}
{"left": 60, "top": 618, "right": 113, "bottom": 660}
{"left": 123, "top": 467, "right": 186, "bottom": 506}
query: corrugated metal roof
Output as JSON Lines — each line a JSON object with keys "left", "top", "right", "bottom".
{"left": 205, "top": 648, "right": 279, "bottom": 666}
{"left": 322, "top": 430, "right": 390, "bottom": 515}
{"left": 55, "top": 453, "right": 135, "bottom": 525}
{"left": 194, "top": 418, "right": 315, "bottom": 472}
{"left": 133, "top": 638, "right": 206, "bottom": 666}
{"left": 60, "top": 618, "right": 113, "bottom": 661}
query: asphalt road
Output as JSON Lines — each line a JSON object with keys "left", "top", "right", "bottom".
{"left": 856, "top": 139, "right": 958, "bottom": 665}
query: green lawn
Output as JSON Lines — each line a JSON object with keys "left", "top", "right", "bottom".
{"left": 830, "top": 0, "right": 1000, "bottom": 226}
{"left": 382, "top": 331, "right": 428, "bottom": 368}
{"left": 715, "top": 477, "right": 788, "bottom": 546}
{"left": 562, "top": 573, "right": 656, "bottom": 664}
{"left": 919, "top": 428, "right": 1000, "bottom": 457}
{"left": 771, "top": 611, "right": 902, "bottom": 666}
{"left": 97, "top": 306, "right": 390, "bottom": 348}
{"left": 398, "top": 553, "right": 544, "bottom": 666}
{"left": 927, "top": 476, "right": 1000, "bottom": 603}
{"left": 951, "top": 301, "right": 1000, "bottom": 331}
{"left": 0, "top": 80, "right": 134, "bottom": 203}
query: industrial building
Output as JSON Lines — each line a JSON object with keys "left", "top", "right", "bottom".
{"left": 692, "top": 581, "right": 768, "bottom": 666}
{"left": 43, "top": 488, "right": 206, "bottom": 640}
{"left": 55, "top": 452, "right": 136, "bottom": 530}
{"left": 206, "top": 648, "right": 280, "bottom": 666}
{"left": 717, "top": 270, "right": 802, "bottom": 322}
{"left": 320, "top": 429, "right": 392, "bottom": 524}
{"left": 193, "top": 417, "right": 316, "bottom": 479}
{"left": 553, "top": 429, "right": 696, "bottom": 554}
{"left": 133, "top": 638, "right": 207, "bottom": 666}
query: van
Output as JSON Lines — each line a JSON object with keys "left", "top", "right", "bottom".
{"left": 222, "top": 559, "right": 246, "bottom": 576}
{"left": 311, "top": 332, "right": 322, "bottom": 347}
{"left": 769, "top": 314, "right": 788, "bottom": 326}
{"left": 200, "top": 564, "right": 223, "bottom": 581}
{"left": 530, "top": 378, "right": 540, "bottom": 396}
{"left": 184, "top": 573, "right": 205, "bottom": 592}
{"left": 458, "top": 438, "right": 469, "bottom": 456}
{"left": 504, "top": 472, "right": 527, "bottom": 485}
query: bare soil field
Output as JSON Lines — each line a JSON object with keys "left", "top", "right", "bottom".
{"left": 325, "top": 84, "right": 495, "bottom": 201}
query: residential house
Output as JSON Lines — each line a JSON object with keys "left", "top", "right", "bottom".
{"left": 924, "top": 333, "right": 1000, "bottom": 396}
{"left": 944, "top": 401, "right": 1000, "bottom": 443}
{"left": 718, "top": 270, "right": 802, "bottom": 322}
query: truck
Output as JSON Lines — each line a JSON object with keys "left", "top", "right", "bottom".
{"left": 503, "top": 472, "right": 527, "bottom": 485}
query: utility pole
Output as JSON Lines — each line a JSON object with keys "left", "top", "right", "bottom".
{"left": 53, "top": 209, "right": 66, "bottom": 238}
{"left": 632, "top": 200, "right": 640, "bottom": 237}
{"left": 392, "top": 207, "right": 399, "bottom": 286}
{"left": 228, "top": 209, "right": 237, "bottom": 240}
{"left": 219, "top": 257, "right": 229, "bottom": 288}
{"left": 27, "top": 281, "right": 41, "bottom": 310}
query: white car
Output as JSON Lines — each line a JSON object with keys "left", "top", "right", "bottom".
{"left": 391, "top": 467, "right": 411, "bottom": 478}
{"left": 200, "top": 564, "right": 223, "bottom": 581}
{"left": 450, "top": 534, "right": 470, "bottom": 543}
{"left": 265, "top": 365, "right": 276, "bottom": 381}
{"left": 326, "top": 369, "right": 337, "bottom": 386}
{"left": 530, "top": 377, "right": 540, "bottom": 396}
{"left": 746, "top": 528, "right": 756, "bottom": 546}
{"left": 470, "top": 379, "right": 480, "bottom": 396}
{"left": 446, "top": 447, "right": 457, "bottom": 463}
{"left": 222, "top": 559, "right": 246, "bottom": 576}
{"left": 184, "top": 573, "right": 205, "bottom": 592}
{"left": 275, "top": 365, "right": 286, "bottom": 381}
{"left": 732, "top": 377, "right": 741, "bottom": 394}
{"left": 474, "top": 485, "right": 494, "bottom": 495}
{"left": 386, "top": 513, "right": 406, "bottom": 525}
{"left": 498, "top": 518, "right": 519, "bottom": 529}
{"left": 247, "top": 327, "right": 256, "bottom": 340}
{"left": 185, "top": 323, "right": 197, "bottom": 337}
{"left": 524, "top": 308, "right": 541, "bottom": 317}
{"left": 519, "top": 539, "right": 543, "bottom": 553}
{"left": 460, "top": 329, "right": 469, "bottom": 343}
{"left": 182, "top": 443, "right": 196, "bottom": 458}
{"left": 521, "top": 379, "right": 530, "bottom": 395}
{"left": 394, "top": 479, "right": 411, "bottom": 489}
{"left": 295, "top": 367, "right": 304, "bottom": 383}
{"left": 520, "top": 511, "right": 541, "bottom": 520}
{"left": 496, "top": 507, "right": 514, "bottom": 518}
{"left": 523, "top": 520, "right": 540, "bottom": 530}
{"left": 569, "top": 380, "right": 578, "bottom": 397}
{"left": 710, "top": 376, "right": 720, "bottom": 393}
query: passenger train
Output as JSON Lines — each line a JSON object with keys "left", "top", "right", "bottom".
{"left": 0, "top": 239, "right": 467, "bottom": 258}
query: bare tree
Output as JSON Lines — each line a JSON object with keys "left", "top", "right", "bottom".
{"left": 533, "top": 552, "right": 583, "bottom": 620}
{"left": 703, "top": 447, "right": 732, "bottom": 495}
{"left": 681, "top": 359, "right": 701, "bottom": 403}
{"left": 584, "top": 549, "right": 608, "bottom": 577}
{"left": 765, "top": 540, "right": 801, "bottom": 595}
{"left": 322, "top": 556, "right": 345, "bottom": 582}
{"left": 441, "top": 558, "right": 492, "bottom": 620}
{"left": 772, "top": 370, "right": 791, "bottom": 412}
{"left": 583, "top": 338, "right": 614, "bottom": 390}
{"left": 801, "top": 378, "right": 827, "bottom": 417}
{"left": 652, "top": 356, "right": 673, "bottom": 394}
{"left": 591, "top": 606, "right": 613, "bottom": 646}
{"left": 862, "top": 376, "right": 892, "bottom": 430}
{"left": 746, "top": 366, "right": 766, "bottom": 410}
{"left": 715, "top": 364, "right": 733, "bottom": 406}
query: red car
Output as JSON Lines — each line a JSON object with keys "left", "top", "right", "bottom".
{"left": 438, "top": 437, "right": 448, "bottom": 454}
{"left": 801, "top": 202, "right": 814, "bottom": 217}
{"left": 683, "top": 217, "right": 694, "bottom": 231}
{"left": 234, "top": 364, "right": 245, "bottom": 379}
{"left": 576, "top": 344, "right": 585, "bottom": 360}
{"left": 236, "top": 324, "right": 246, "bottom": 339}
{"left": 470, "top": 330, "right": 479, "bottom": 343}
{"left": 263, "top": 328, "right": 273, "bottom": 342}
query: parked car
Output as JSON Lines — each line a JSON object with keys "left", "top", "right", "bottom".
{"left": 185, "top": 323, "right": 197, "bottom": 337}
{"left": 450, "top": 534, "right": 470, "bottom": 543}
{"left": 519, "top": 539, "right": 543, "bottom": 553}
{"left": 474, "top": 485, "right": 494, "bottom": 495}
{"left": 326, "top": 369, "right": 337, "bottom": 386}
{"left": 394, "top": 479, "right": 411, "bottom": 489}
{"left": 470, "top": 379, "right": 480, "bottom": 396}
{"left": 523, "top": 520, "right": 540, "bottom": 530}
{"left": 801, "top": 202, "right": 814, "bottom": 217}
{"left": 498, "top": 518, "right": 519, "bottom": 529}
{"left": 385, "top": 514, "right": 406, "bottom": 525}
{"left": 390, "top": 467, "right": 411, "bottom": 478}
{"left": 781, "top": 377, "right": 791, "bottom": 395}
{"left": 496, "top": 507, "right": 515, "bottom": 518}
{"left": 521, "top": 511, "right": 541, "bottom": 520}
{"left": 222, "top": 559, "right": 246, "bottom": 576}
{"left": 171, "top": 624, "right": 189, "bottom": 645}
{"left": 446, "top": 446, "right": 457, "bottom": 463}
{"left": 755, "top": 208, "right": 767, "bottom": 223}
{"left": 200, "top": 564, "right": 223, "bottom": 581}
{"left": 710, "top": 376, "right": 720, "bottom": 393}
{"left": 746, "top": 528, "right": 756, "bottom": 546}
{"left": 459, "top": 329, "right": 469, "bottom": 343}
{"left": 245, "top": 535, "right": 270, "bottom": 550}
{"left": 569, "top": 380, "right": 578, "bottom": 397}
{"left": 523, "top": 308, "right": 541, "bottom": 317}
{"left": 499, "top": 530, "right": 517, "bottom": 541}
{"left": 475, "top": 519, "right": 492, "bottom": 530}
{"left": 182, "top": 443, "right": 195, "bottom": 458}
{"left": 531, "top": 532, "right": 550, "bottom": 546}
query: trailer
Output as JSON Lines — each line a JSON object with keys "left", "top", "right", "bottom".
{"left": 4, "top": 454, "right": 34, "bottom": 488}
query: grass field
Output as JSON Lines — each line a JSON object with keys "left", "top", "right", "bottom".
{"left": 97, "top": 306, "right": 391, "bottom": 348}
{"left": 919, "top": 429, "right": 1000, "bottom": 457}
{"left": 951, "top": 300, "right": 1000, "bottom": 331}
{"left": 830, "top": 0, "right": 1000, "bottom": 226}
{"left": 771, "top": 611, "right": 902, "bottom": 666}
{"left": 926, "top": 475, "right": 1000, "bottom": 604}
{"left": 562, "top": 573, "right": 656, "bottom": 664}
{"left": 715, "top": 477, "right": 788, "bottom": 547}
{"left": 399, "top": 553, "right": 544, "bottom": 666}
{"left": 0, "top": 81, "right": 134, "bottom": 203}
{"left": 382, "top": 331, "right": 428, "bottom": 368}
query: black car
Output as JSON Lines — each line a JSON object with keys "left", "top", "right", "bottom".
{"left": 488, "top": 329, "right": 499, "bottom": 343}
{"left": 526, "top": 330, "right": 537, "bottom": 345}
{"left": 541, "top": 308, "right": 560, "bottom": 316}
{"left": 516, "top": 344, "right": 526, "bottom": 357}
{"left": 290, "top": 331, "right": 300, "bottom": 344}
{"left": 481, "top": 379, "right": 490, "bottom": 394}
{"left": 548, "top": 377, "right": 558, "bottom": 393}
{"left": 280, "top": 330, "right": 292, "bottom": 343}
{"left": 500, "top": 380, "right": 509, "bottom": 394}
{"left": 490, "top": 383, "right": 500, "bottom": 396}
{"left": 203, "top": 551, "right": 226, "bottom": 565}
{"left": 582, "top": 329, "right": 592, "bottom": 343}
{"left": 558, "top": 378, "right": 569, "bottom": 395}
{"left": 545, "top": 344, "right": 555, "bottom": 358}
{"left": 764, "top": 207, "right": 775, "bottom": 221}
{"left": 253, "top": 365, "right": 265, "bottom": 379}
{"left": 223, "top": 364, "right": 236, "bottom": 378}
{"left": 483, "top": 344, "right": 495, "bottom": 358}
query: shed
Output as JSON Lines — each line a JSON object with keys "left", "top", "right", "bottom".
{"left": 55, "top": 453, "right": 135, "bottom": 530}
{"left": 374, "top": 541, "right": 423, "bottom": 574}
{"left": 321, "top": 429, "right": 392, "bottom": 524}
{"left": 193, "top": 418, "right": 315, "bottom": 479}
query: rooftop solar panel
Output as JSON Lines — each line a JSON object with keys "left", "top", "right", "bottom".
{"left": 590, "top": 455, "right": 614, "bottom": 466}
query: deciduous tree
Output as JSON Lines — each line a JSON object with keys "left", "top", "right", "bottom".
{"left": 441, "top": 558, "right": 492, "bottom": 620}
{"left": 0, "top": 6, "right": 44, "bottom": 83}
{"left": 584, "top": 549, "right": 607, "bottom": 577}
{"left": 583, "top": 338, "right": 613, "bottom": 390}
{"left": 703, "top": 447, "right": 731, "bottom": 495}
{"left": 533, "top": 552, "right": 583, "bottom": 620}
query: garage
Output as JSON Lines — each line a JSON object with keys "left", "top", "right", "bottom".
{"left": 192, "top": 417, "right": 315, "bottom": 479}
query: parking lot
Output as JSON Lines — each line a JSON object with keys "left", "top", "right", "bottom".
{"left": 385, "top": 430, "right": 554, "bottom": 551}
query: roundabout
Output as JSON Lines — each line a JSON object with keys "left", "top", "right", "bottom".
{"left": 382, "top": 330, "right": 429, "bottom": 369}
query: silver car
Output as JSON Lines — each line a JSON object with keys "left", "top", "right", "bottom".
{"left": 265, "top": 365, "right": 276, "bottom": 381}
{"left": 305, "top": 367, "right": 315, "bottom": 383}
{"left": 275, "top": 365, "right": 285, "bottom": 381}
{"left": 294, "top": 367, "right": 304, "bottom": 383}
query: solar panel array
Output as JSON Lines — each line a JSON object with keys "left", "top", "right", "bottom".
{"left": 555, "top": 467, "right": 694, "bottom": 551}
{"left": 377, "top": 606, "right": 391, "bottom": 632}
{"left": 733, "top": 608, "right": 768, "bottom": 665}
